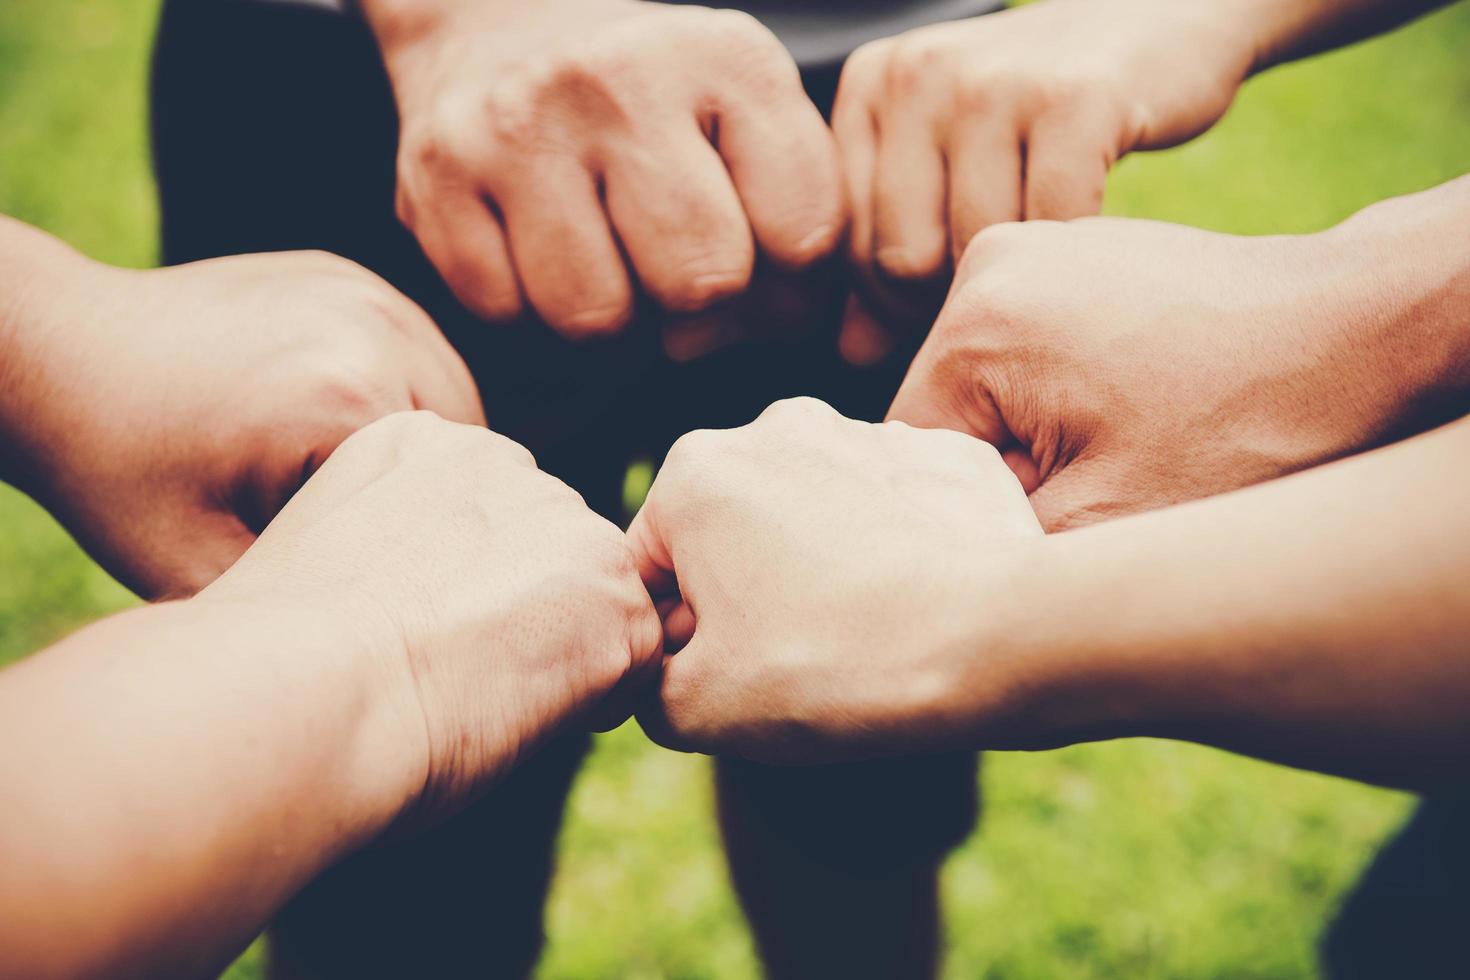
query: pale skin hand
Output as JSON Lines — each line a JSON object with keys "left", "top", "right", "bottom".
{"left": 0, "top": 216, "right": 484, "bottom": 598}
{"left": 361, "top": 0, "right": 845, "bottom": 340}
{"left": 0, "top": 412, "right": 662, "bottom": 979}
{"left": 831, "top": 0, "right": 1453, "bottom": 361}
{"left": 628, "top": 399, "right": 1470, "bottom": 791}
{"left": 887, "top": 177, "right": 1470, "bottom": 530}
{"left": 626, "top": 397, "right": 1043, "bottom": 765}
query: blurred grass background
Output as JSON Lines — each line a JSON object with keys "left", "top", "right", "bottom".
{"left": 2, "top": 1, "right": 1467, "bottom": 977}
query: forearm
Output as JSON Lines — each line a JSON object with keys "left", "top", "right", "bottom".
{"left": 1235, "top": 0, "right": 1453, "bottom": 73}
{"left": 1311, "top": 174, "right": 1470, "bottom": 443}
{"left": 0, "top": 598, "right": 424, "bottom": 979}
{"left": 0, "top": 216, "right": 100, "bottom": 496}
{"left": 987, "top": 414, "right": 1470, "bottom": 791}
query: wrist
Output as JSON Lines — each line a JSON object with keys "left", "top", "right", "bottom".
{"left": 0, "top": 218, "right": 113, "bottom": 496}
{"left": 1318, "top": 178, "right": 1470, "bottom": 434}
{"left": 188, "top": 586, "right": 431, "bottom": 844}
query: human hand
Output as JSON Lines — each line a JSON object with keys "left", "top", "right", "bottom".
{"left": 831, "top": 0, "right": 1259, "bottom": 359}
{"left": 626, "top": 397, "right": 1042, "bottom": 765}
{"left": 887, "top": 209, "right": 1461, "bottom": 530}
{"left": 1, "top": 234, "right": 483, "bottom": 598}
{"left": 365, "top": 0, "right": 844, "bottom": 339}
{"left": 207, "top": 411, "right": 663, "bottom": 818}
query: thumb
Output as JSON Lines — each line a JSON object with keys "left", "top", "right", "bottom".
{"left": 634, "top": 634, "right": 717, "bottom": 756}
{"left": 887, "top": 346, "right": 1012, "bottom": 448}
{"left": 1025, "top": 455, "right": 1123, "bottom": 532}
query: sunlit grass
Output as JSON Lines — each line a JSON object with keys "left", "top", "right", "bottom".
{"left": 5, "top": 1, "right": 1465, "bottom": 976}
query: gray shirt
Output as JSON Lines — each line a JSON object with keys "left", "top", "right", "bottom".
{"left": 260, "top": 0, "right": 1003, "bottom": 69}
{"left": 667, "top": 0, "right": 1004, "bottom": 68}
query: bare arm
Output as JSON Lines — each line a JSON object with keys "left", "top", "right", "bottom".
{"left": 0, "top": 412, "right": 661, "bottom": 980}
{"left": 0, "top": 599, "right": 422, "bottom": 980}
{"left": 629, "top": 402, "right": 1469, "bottom": 792}
{"left": 986, "top": 412, "right": 1470, "bottom": 792}
{"left": 1243, "top": 0, "right": 1456, "bottom": 71}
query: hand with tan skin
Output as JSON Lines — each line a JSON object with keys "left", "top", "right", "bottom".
{"left": 0, "top": 411, "right": 663, "bottom": 979}
{"left": 628, "top": 397, "right": 1470, "bottom": 791}
{"left": 628, "top": 397, "right": 1043, "bottom": 764}
{"left": 0, "top": 216, "right": 483, "bottom": 597}
{"left": 888, "top": 177, "right": 1470, "bottom": 530}
{"left": 361, "top": 0, "right": 845, "bottom": 345}
{"left": 831, "top": 0, "right": 1451, "bottom": 360}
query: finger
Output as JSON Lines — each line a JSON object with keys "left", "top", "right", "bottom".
{"left": 945, "top": 118, "right": 1023, "bottom": 263}
{"left": 716, "top": 95, "right": 845, "bottom": 269}
{"left": 1026, "top": 465, "right": 1099, "bottom": 532}
{"left": 1002, "top": 446, "right": 1043, "bottom": 496}
{"left": 495, "top": 158, "right": 635, "bottom": 337}
{"left": 887, "top": 341, "right": 1011, "bottom": 446}
{"left": 604, "top": 125, "right": 755, "bottom": 314}
{"left": 634, "top": 645, "right": 714, "bottom": 756}
{"left": 137, "top": 509, "right": 258, "bottom": 601}
{"left": 662, "top": 601, "right": 697, "bottom": 652}
{"left": 662, "top": 310, "right": 743, "bottom": 363}
{"left": 872, "top": 109, "right": 948, "bottom": 282}
{"left": 409, "top": 188, "right": 524, "bottom": 323}
{"left": 393, "top": 305, "right": 487, "bottom": 427}
{"left": 1023, "top": 109, "right": 1112, "bottom": 221}
{"left": 831, "top": 68, "right": 879, "bottom": 276}
{"left": 837, "top": 293, "right": 896, "bottom": 367}
{"left": 624, "top": 494, "right": 678, "bottom": 598}
{"left": 586, "top": 601, "right": 667, "bottom": 734}
{"left": 248, "top": 412, "right": 434, "bottom": 541}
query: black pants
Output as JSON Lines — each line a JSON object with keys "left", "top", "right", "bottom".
{"left": 1320, "top": 790, "right": 1470, "bottom": 979}
{"left": 151, "top": 2, "right": 978, "bottom": 975}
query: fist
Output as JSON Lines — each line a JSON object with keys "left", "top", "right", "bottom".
{"left": 374, "top": 0, "right": 845, "bottom": 338}
{"left": 888, "top": 215, "right": 1422, "bottom": 529}
{"left": 209, "top": 411, "right": 663, "bottom": 815}
{"left": 17, "top": 249, "right": 482, "bottom": 598}
{"left": 831, "top": 0, "right": 1255, "bottom": 356}
{"left": 627, "top": 397, "right": 1041, "bottom": 765}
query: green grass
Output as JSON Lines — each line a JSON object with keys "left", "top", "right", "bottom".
{"left": 4, "top": 1, "right": 1468, "bottom": 976}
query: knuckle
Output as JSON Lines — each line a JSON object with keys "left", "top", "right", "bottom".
{"left": 882, "top": 38, "right": 943, "bottom": 95}
{"left": 457, "top": 276, "right": 524, "bottom": 324}
{"left": 708, "top": 8, "right": 780, "bottom": 53}
{"left": 1029, "top": 72, "right": 1097, "bottom": 116}
{"left": 307, "top": 362, "right": 397, "bottom": 426}
{"left": 760, "top": 395, "right": 836, "bottom": 422}
{"left": 956, "top": 220, "right": 1024, "bottom": 275}
{"left": 552, "top": 300, "right": 635, "bottom": 338}
{"left": 769, "top": 206, "right": 844, "bottom": 269}
{"left": 954, "top": 69, "right": 1002, "bottom": 114}
{"left": 842, "top": 38, "right": 889, "bottom": 84}
{"left": 662, "top": 427, "right": 721, "bottom": 474}
{"left": 658, "top": 261, "right": 751, "bottom": 313}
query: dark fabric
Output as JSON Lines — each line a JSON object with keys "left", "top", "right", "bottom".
{"left": 227, "top": 0, "right": 1006, "bottom": 71}
{"left": 151, "top": 2, "right": 981, "bottom": 974}
{"left": 1321, "top": 791, "right": 1470, "bottom": 980}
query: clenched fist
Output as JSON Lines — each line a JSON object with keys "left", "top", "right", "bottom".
{"left": 365, "top": 0, "right": 845, "bottom": 336}
{"left": 0, "top": 220, "right": 483, "bottom": 597}
{"left": 835, "top": 0, "right": 1254, "bottom": 276}
{"left": 627, "top": 397, "right": 1041, "bottom": 765}
{"left": 209, "top": 411, "right": 664, "bottom": 816}
{"left": 888, "top": 181, "right": 1470, "bottom": 529}
{"left": 830, "top": 0, "right": 1257, "bottom": 357}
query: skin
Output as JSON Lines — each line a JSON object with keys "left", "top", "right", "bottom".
{"left": 0, "top": 411, "right": 662, "bottom": 980}
{"left": 360, "top": 0, "right": 845, "bottom": 342}
{"left": 629, "top": 397, "right": 1043, "bottom": 764}
{"left": 831, "top": 0, "right": 1453, "bottom": 359}
{"left": 887, "top": 176, "right": 1470, "bottom": 530}
{"left": 0, "top": 216, "right": 484, "bottom": 598}
{"left": 630, "top": 398, "right": 1470, "bottom": 791}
